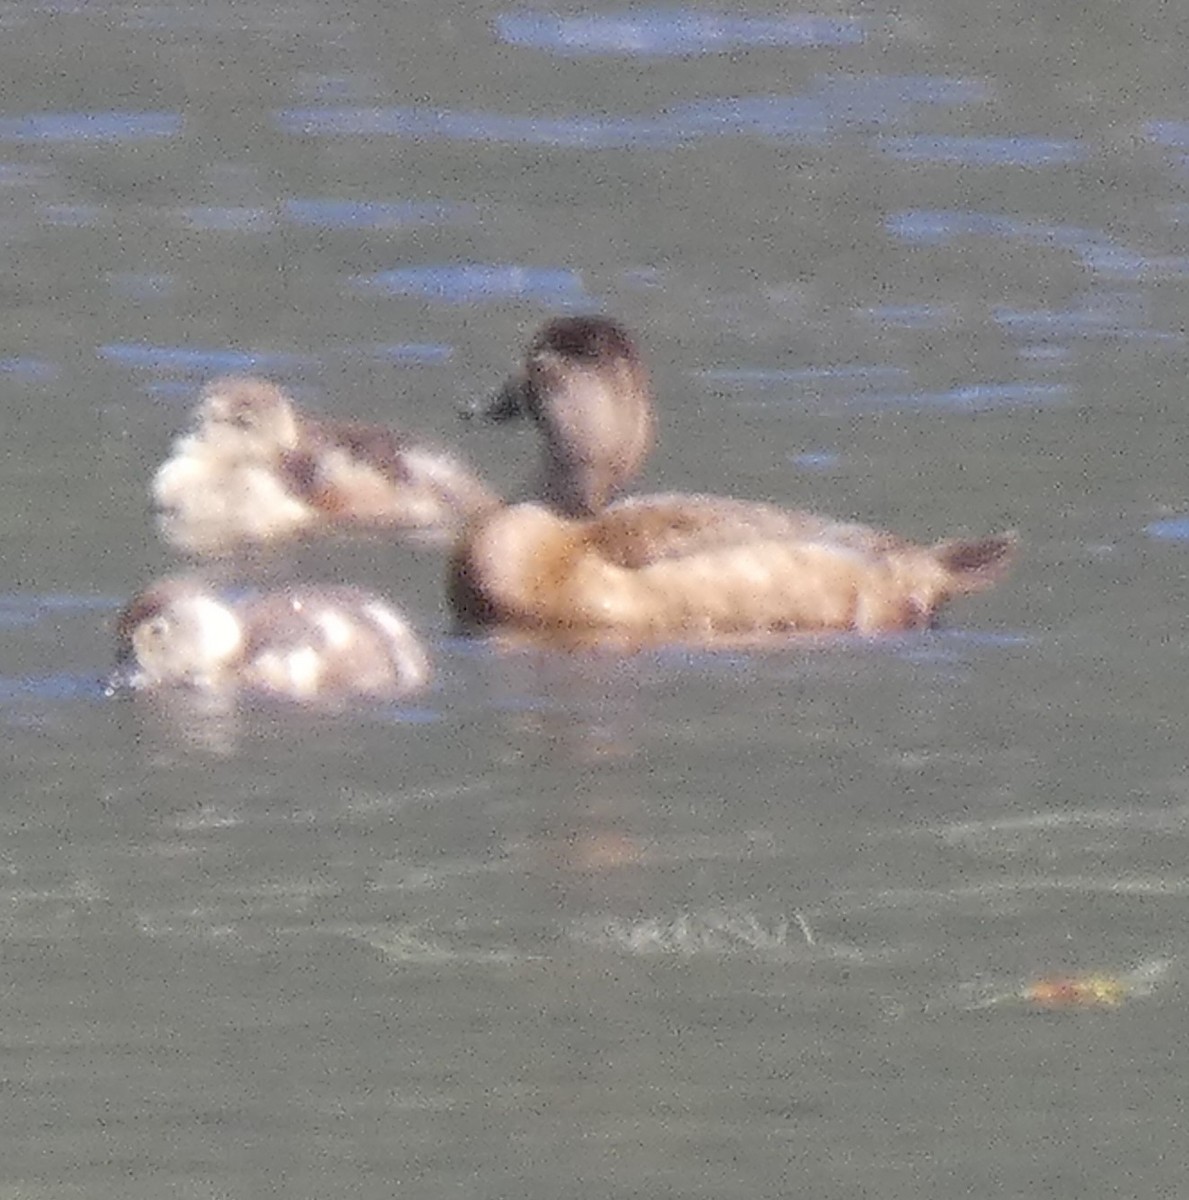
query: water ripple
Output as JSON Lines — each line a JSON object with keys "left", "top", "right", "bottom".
{"left": 1145, "top": 120, "right": 1189, "bottom": 150}
{"left": 178, "top": 205, "right": 274, "bottom": 232}
{"left": 495, "top": 10, "right": 864, "bottom": 56}
{"left": 700, "top": 364, "right": 1065, "bottom": 412}
{"left": 368, "top": 343, "right": 454, "bottom": 364}
{"left": 106, "top": 272, "right": 174, "bottom": 300}
{"left": 790, "top": 451, "right": 842, "bottom": 471}
{"left": 0, "top": 673, "right": 100, "bottom": 702}
{"left": 0, "top": 592, "right": 118, "bottom": 629}
{"left": 815, "top": 73, "right": 990, "bottom": 107}
{"left": 41, "top": 203, "right": 103, "bottom": 227}
{"left": 672, "top": 95, "right": 831, "bottom": 140}
{"left": 876, "top": 383, "right": 1069, "bottom": 411}
{"left": 276, "top": 74, "right": 988, "bottom": 150}
{"left": 697, "top": 365, "right": 909, "bottom": 388}
{"left": 277, "top": 105, "right": 676, "bottom": 149}
{"left": 0, "top": 356, "right": 60, "bottom": 382}
{"left": 99, "top": 344, "right": 312, "bottom": 374}
{"left": 994, "top": 304, "right": 1182, "bottom": 343}
{"left": 0, "top": 110, "right": 182, "bottom": 143}
{"left": 886, "top": 210, "right": 1183, "bottom": 281}
{"left": 1145, "top": 517, "right": 1189, "bottom": 541}
{"left": 351, "top": 264, "right": 588, "bottom": 306}
{"left": 284, "top": 198, "right": 474, "bottom": 230}
{"left": 570, "top": 905, "right": 861, "bottom": 960}
{"left": 877, "top": 134, "right": 1083, "bottom": 166}
{"left": 862, "top": 304, "right": 956, "bottom": 330}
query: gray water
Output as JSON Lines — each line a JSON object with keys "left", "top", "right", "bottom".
{"left": 2, "top": 1, "right": 1188, "bottom": 1196}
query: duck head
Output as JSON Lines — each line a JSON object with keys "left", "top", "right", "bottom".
{"left": 472, "top": 316, "right": 655, "bottom": 517}
{"left": 194, "top": 376, "right": 302, "bottom": 458}
{"left": 108, "top": 578, "right": 245, "bottom": 692}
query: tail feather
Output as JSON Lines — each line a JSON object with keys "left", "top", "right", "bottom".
{"left": 932, "top": 531, "right": 1018, "bottom": 594}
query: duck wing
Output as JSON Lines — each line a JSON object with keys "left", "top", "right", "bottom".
{"left": 277, "top": 418, "right": 496, "bottom": 527}
{"left": 590, "top": 493, "right": 910, "bottom": 569}
{"left": 240, "top": 587, "right": 428, "bottom": 698}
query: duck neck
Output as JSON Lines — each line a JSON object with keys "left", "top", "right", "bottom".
{"left": 539, "top": 449, "right": 608, "bottom": 518}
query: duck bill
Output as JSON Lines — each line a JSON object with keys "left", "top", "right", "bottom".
{"left": 103, "top": 660, "right": 144, "bottom": 696}
{"left": 462, "top": 376, "right": 532, "bottom": 423}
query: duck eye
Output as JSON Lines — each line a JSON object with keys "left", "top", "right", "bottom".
{"left": 146, "top": 615, "right": 170, "bottom": 640}
{"left": 230, "top": 410, "right": 255, "bottom": 430}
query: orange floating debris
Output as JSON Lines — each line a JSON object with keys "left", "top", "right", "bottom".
{"left": 1021, "top": 973, "right": 1129, "bottom": 1009}
{"left": 957, "top": 958, "right": 1171, "bottom": 1013}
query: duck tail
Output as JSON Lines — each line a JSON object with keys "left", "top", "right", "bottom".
{"left": 932, "top": 531, "right": 1018, "bottom": 594}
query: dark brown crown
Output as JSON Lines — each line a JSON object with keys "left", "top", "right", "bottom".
{"left": 530, "top": 315, "right": 639, "bottom": 366}
{"left": 112, "top": 578, "right": 199, "bottom": 659}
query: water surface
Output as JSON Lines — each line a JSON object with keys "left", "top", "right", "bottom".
{"left": 2, "top": 1, "right": 1188, "bottom": 1196}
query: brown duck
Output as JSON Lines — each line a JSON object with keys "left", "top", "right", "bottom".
{"left": 450, "top": 316, "right": 1016, "bottom": 643}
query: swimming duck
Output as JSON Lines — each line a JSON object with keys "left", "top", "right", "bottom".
{"left": 152, "top": 376, "right": 497, "bottom": 556}
{"left": 109, "top": 577, "right": 429, "bottom": 701}
{"left": 449, "top": 316, "right": 1016, "bottom": 641}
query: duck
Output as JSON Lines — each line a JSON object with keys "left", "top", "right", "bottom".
{"left": 152, "top": 376, "right": 498, "bottom": 556}
{"left": 108, "top": 576, "right": 429, "bottom": 701}
{"left": 449, "top": 315, "right": 1016, "bottom": 642}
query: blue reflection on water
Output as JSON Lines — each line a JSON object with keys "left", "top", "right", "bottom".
{"left": 106, "top": 273, "right": 175, "bottom": 300}
{"left": 368, "top": 344, "right": 454, "bottom": 364}
{"left": 369, "top": 703, "right": 443, "bottom": 726}
{"left": 179, "top": 206, "right": 274, "bottom": 232}
{"left": 276, "top": 72, "right": 988, "bottom": 149}
{"left": 1018, "top": 345, "right": 1071, "bottom": 363}
{"left": 892, "top": 629, "right": 1033, "bottom": 666}
{"left": 876, "top": 383, "right": 1069, "bottom": 411}
{"left": 99, "top": 345, "right": 313, "bottom": 373}
{"left": 994, "top": 304, "right": 1182, "bottom": 344}
{"left": 712, "top": 370, "right": 1068, "bottom": 412}
{"left": 877, "top": 135, "right": 1082, "bottom": 166}
{"left": 886, "top": 210, "right": 1178, "bottom": 281}
{"left": 0, "top": 357, "right": 60, "bottom": 382}
{"left": 888, "top": 211, "right": 1024, "bottom": 243}
{"left": 0, "top": 593, "right": 119, "bottom": 629}
{"left": 1145, "top": 518, "right": 1189, "bottom": 541}
{"left": 790, "top": 451, "right": 841, "bottom": 471}
{"left": 41, "top": 203, "right": 103, "bottom": 226}
{"left": 1145, "top": 121, "right": 1189, "bottom": 149}
{"left": 284, "top": 198, "right": 473, "bottom": 229}
{"left": 698, "top": 365, "right": 909, "bottom": 388}
{"left": 0, "top": 111, "right": 182, "bottom": 142}
{"left": 671, "top": 95, "right": 831, "bottom": 141}
{"left": 0, "top": 674, "right": 102, "bottom": 702}
{"left": 863, "top": 304, "right": 954, "bottom": 329}
{"left": 352, "top": 264, "right": 588, "bottom": 306}
{"left": 277, "top": 106, "right": 677, "bottom": 149}
{"left": 814, "top": 74, "right": 989, "bottom": 107}
{"left": 495, "top": 10, "right": 864, "bottom": 55}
